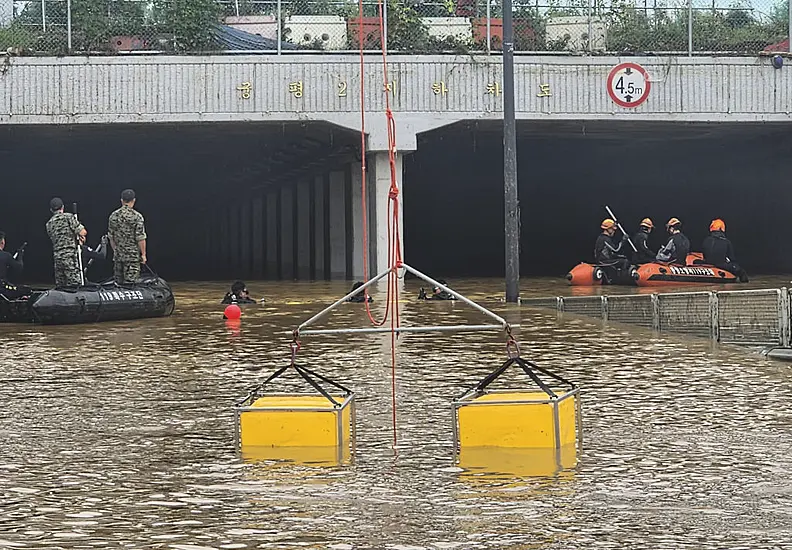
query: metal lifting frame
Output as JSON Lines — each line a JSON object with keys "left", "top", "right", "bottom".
{"left": 295, "top": 262, "right": 519, "bottom": 337}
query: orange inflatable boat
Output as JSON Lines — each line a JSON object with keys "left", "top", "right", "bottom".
{"left": 634, "top": 253, "right": 739, "bottom": 287}
{"left": 566, "top": 254, "right": 741, "bottom": 287}
{"left": 566, "top": 263, "right": 636, "bottom": 286}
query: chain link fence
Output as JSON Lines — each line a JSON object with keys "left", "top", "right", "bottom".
{"left": 0, "top": 0, "right": 788, "bottom": 54}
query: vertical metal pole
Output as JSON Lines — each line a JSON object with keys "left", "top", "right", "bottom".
{"left": 486, "top": 0, "right": 491, "bottom": 55}
{"left": 383, "top": 0, "right": 388, "bottom": 53}
{"left": 586, "top": 0, "right": 592, "bottom": 52}
{"left": 41, "top": 0, "right": 46, "bottom": 32}
{"left": 235, "top": 0, "right": 240, "bottom": 16}
{"left": 277, "top": 0, "right": 282, "bottom": 55}
{"left": 502, "top": 0, "right": 519, "bottom": 303}
{"left": 66, "top": 0, "right": 72, "bottom": 52}
{"left": 687, "top": 0, "right": 692, "bottom": 56}
{"left": 788, "top": 0, "right": 791, "bottom": 53}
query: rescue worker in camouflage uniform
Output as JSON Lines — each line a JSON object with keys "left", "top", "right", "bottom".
{"left": 45, "top": 197, "right": 87, "bottom": 288}
{"left": 108, "top": 189, "right": 147, "bottom": 285}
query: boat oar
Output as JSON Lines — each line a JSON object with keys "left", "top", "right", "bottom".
{"left": 605, "top": 205, "right": 638, "bottom": 253}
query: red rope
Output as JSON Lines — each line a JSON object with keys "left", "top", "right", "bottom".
{"left": 357, "top": 0, "right": 402, "bottom": 450}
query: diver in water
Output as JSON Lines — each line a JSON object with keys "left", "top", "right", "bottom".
{"left": 0, "top": 231, "right": 30, "bottom": 300}
{"left": 656, "top": 218, "right": 690, "bottom": 265}
{"left": 702, "top": 219, "right": 749, "bottom": 282}
{"left": 222, "top": 280, "right": 258, "bottom": 304}
{"left": 418, "top": 279, "right": 458, "bottom": 301}
{"left": 346, "top": 281, "right": 373, "bottom": 303}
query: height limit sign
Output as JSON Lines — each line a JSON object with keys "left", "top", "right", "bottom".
{"left": 607, "top": 62, "right": 651, "bottom": 108}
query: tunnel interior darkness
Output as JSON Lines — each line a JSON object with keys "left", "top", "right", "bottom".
{"left": 1, "top": 120, "right": 790, "bottom": 285}
{"left": 404, "top": 121, "right": 792, "bottom": 278}
{"left": 0, "top": 122, "right": 359, "bottom": 283}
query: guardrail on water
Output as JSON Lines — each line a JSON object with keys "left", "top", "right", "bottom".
{"left": 522, "top": 288, "right": 792, "bottom": 347}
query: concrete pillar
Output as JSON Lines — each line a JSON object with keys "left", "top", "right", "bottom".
{"left": 252, "top": 195, "right": 264, "bottom": 279}
{"left": 370, "top": 152, "right": 405, "bottom": 275}
{"left": 314, "top": 174, "right": 327, "bottom": 280}
{"left": 296, "top": 180, "right": 311, "bottom": 280}
{"left": 266, "top": 192, "right": 278, "bottom": 279}
{"left": 328, "top": 170, "right": 346, "bottom": 279}
{"left": 240, "top": 202, "right": 251, "bottom": 277}
{"left": 350, "top": 163, "right": 365, "bottom": 279}
{"left": 280, "top": 186, "right": 295, "bottom": 280}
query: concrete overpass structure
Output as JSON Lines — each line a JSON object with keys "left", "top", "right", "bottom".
{"left": 1, "top": 54, "right": 789, "bottom": 280}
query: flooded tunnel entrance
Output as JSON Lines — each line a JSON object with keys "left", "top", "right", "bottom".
{"left": 0, "top": 122, "right": 359, "bottom": 283}
{"left": 403, "top": 120, "right": 792, "bottom": 280}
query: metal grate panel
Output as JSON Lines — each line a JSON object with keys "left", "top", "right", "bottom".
{"left": 607, "top": 295, "right": 655, "bottom": 328}
{"left": 718, "top": 289, "right": 781, "bottom": 345}
{"left": 657, "top": 292, "right": 713, "bottom": 338}
{"left": 561, "top": 296, "right": 604, "bottom": 319}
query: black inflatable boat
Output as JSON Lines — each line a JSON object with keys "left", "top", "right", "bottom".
{"left": 0, "top": 276, "right": 175, "bottom": 325}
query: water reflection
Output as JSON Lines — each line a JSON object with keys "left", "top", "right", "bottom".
{"left": 1, "top": 278, "right": 792, "bottom": 548}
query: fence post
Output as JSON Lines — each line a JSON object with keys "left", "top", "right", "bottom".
{"left": 66, "top": 0, "right": 72, "bottom": 52}
{"left": 788, "top": 0, "right": 791, "bottom": 53}
{"left": 277, "top": 0, "right": 282, "bottom": 55}
{"left": 651, "top": 293, "right": 660, "bottom": 331}
{"left": 586, "top": 0, "right": 592, "bottom": 53}
{"left": 601, "top": 295, "right": 608, "bottom": 321}
{"left": 41, "top": 0, "right": 46, "bottom": 32}
{"left": 486, "top": 0, "right": 491, "bottom": 55}
{"left": 709, "top": 291, "right": 719, "bottom": 342}
{"left": 687, "top": 0, "right": 693, "bottom": 56}
{"left": 383, "top": 0, "right": 388, "bottom": 54}
{"left": 780, "top": 287, "right": 790, "bottom": 347}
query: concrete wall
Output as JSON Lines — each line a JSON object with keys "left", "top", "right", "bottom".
{"left": 2, "top": 56, "right": 790, "bottom": 127}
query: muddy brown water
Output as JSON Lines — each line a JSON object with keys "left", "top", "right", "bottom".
{"left": 1, "top": 277, "right": 792, "bottom": 549}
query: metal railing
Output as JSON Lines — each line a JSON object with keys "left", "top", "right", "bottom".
{"left": 0, "top": 0, "right": 788, "bottom": 55}
{"left": 522, "top": 288, "right": 792, "bottom": 346}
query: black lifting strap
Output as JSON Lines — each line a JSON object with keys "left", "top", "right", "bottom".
{"left": 461, "top": 356, "right": 574, "bottom": 400}
{"left": 240, "top": 363, "right": 350, "bottom": 408}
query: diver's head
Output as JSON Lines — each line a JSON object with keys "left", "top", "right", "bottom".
{"left": 231, "top": 280, "right": 248, "bottom": 297}
{"left": 0, "top": 231, "right": 5, "bottom": 250}
{"left": 601, "top": 219, "right": 616, "bottom": 237}
{"left": 433, "top": 279, "right": 448, "bottom": 294}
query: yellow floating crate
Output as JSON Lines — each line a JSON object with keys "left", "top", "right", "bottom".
{"left": 235, "top": 392, "right": 355, "bottom": 465}
{"left": 454, "top": 389, "right": 580, "bottom": 450}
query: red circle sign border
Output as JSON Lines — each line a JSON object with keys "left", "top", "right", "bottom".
{"left": 607, "top": 62, "right": 651, "bottom": 108}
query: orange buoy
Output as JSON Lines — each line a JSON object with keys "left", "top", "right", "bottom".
{"left": 224, "top": 304, "right": 242, "bottom": 320}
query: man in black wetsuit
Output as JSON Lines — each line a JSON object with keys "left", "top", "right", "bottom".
{"left": 418, "top": 279, "right": 457, "bottom": 300}
{"left": 346, "top": 281, "right": 373, "bottom": 303}
{"left": 656, "top": 217, "right": 690, "bottom": 265}
{"left": 0, "top": 231, "right": 29, "bottom": 300}
{"left": 703, "top": 219, "right": 749, "bottom": 282}
{"left": 594, "top": 219, "right": 631, "bottom": 281}
{"left": 631, "top": 218, "right": 656, "bottom": 264}
{"left": 222, "top": 280, "right": 258, "bottom": 304}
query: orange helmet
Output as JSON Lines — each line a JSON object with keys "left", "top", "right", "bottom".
{"left": 640, "top": 218, "right": 654, "bottom": 229}
{"left": 666, "top": 217, "right": 682, "bottom": 228}
{"left": 601, "top": 218, "right": 616, "bottom": 230}
{"left": 709, "top": 219, "right": 725, "bottom": 232}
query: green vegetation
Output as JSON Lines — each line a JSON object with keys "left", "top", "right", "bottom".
{"left": 0, "top": 0, "right": 787, "bottom": 55}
